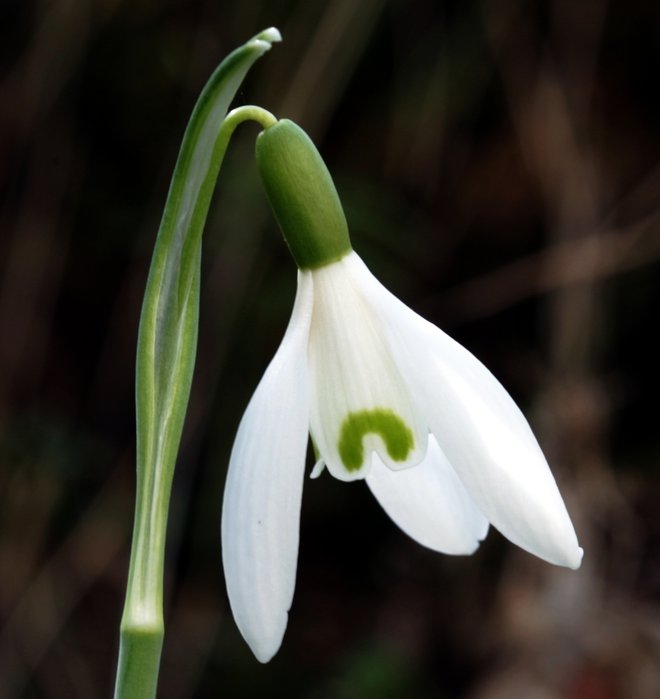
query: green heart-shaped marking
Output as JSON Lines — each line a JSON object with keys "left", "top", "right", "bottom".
{"left": 338, "top": 408, "right": 414, "bottom": 472}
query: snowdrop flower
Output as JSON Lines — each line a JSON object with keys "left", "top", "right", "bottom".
{"left": 221, "top": 119, "right": 583, "bottom": 662}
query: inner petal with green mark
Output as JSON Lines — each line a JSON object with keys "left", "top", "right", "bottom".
{"left": 307, "top": 255, "right": 429, "bottom": 482}
{"left": 338, "top": 408, "right": 414, "bottom": 472}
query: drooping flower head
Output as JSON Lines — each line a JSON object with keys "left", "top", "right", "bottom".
{"left": 221, "top": 119, "right": 583, "bottom": 662}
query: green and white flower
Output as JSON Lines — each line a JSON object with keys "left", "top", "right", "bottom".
{"left": 221, "top": 120, "right": 582, "bottom": 663}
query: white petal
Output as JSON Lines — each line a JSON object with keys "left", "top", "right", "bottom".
{"left": 308, "top": 256, "right": 428, "bottom": 482}
{"left": 346, "top": 253, "right": 583, "bottom": 569}
{"left": 221, "top": 271, "right": 313, "bottom": 662}
{"left": 366, "top": 434, "right": 489, "bottom": 554}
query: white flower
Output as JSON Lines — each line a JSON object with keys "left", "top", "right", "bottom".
{"left": 221, "top": 250, "right": 583, "bottom": 662}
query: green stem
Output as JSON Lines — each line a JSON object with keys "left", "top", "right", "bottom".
{"left": 224, "top": 105, "right": 277, "bottom": 134}
{"left": 113, "top": 28, "right": 281, "bottom": 699}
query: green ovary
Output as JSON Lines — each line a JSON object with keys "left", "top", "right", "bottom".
{"left": 338, "top": 408, "right": 414, "bottom": 472}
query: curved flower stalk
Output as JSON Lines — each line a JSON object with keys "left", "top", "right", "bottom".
{"left": 221, "top": 120, "right": 583, "bottom": 663}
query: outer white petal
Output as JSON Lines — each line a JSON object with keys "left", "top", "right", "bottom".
{"left": 221, "top": 271, "right": 313, "bottom": 663}
{"left": 308, "top": 256, "right": 428, "bottom": 482}
{"left": 366, "top": 434, "right": 489, "bottom": 554}
{"left": 346, "top": 253, "right": 583, "bottom": 569}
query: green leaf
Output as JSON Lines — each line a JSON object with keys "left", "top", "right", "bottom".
{"left": 132, "top": 29, "right": 281, "bottom": 605}
{"left": 115, "top": 28, "right": 281, "bottom": 699}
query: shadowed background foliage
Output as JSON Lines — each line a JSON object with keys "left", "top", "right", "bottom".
{"left": 1, "top": 1, "right": 659, "bottom": 697}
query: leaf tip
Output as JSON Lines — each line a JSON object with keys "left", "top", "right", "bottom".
{"left": 251, "top": 27, "right": 283, "bottom": 51}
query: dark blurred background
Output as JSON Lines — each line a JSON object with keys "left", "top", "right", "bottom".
{"left": 1, "top": 1, "right": 659, "bottom": 697}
